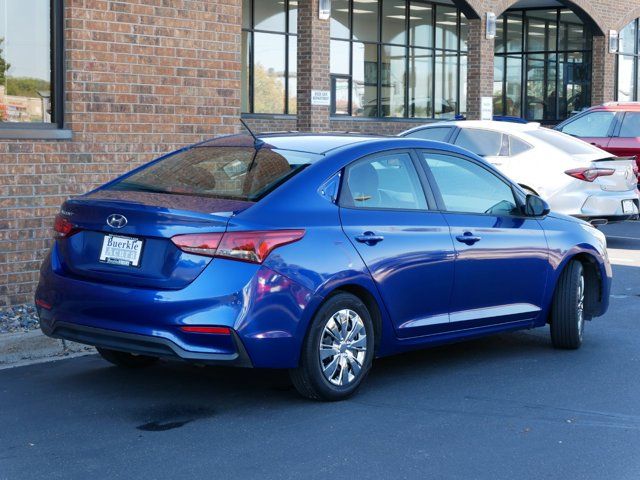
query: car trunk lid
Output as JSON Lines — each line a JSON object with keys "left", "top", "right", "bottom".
{"left": 590, "top": 156, "right": 639, "bottom": 192}
{"left": 56, "top": 190, "right": 253, "bottom": 290}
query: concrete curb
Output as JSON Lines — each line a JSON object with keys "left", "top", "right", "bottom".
{"left": 0, "top": 330, "right": 94, "bottom": 370}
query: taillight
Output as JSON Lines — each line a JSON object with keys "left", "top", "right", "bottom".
{"left": 53, "top": 214, "right": 77, "bottom": 238}
{"left": 171, "top": 230, "right": 305, "bottom": 264}
{"left": 565, "top": 167, "right": 615, "bottom": 182}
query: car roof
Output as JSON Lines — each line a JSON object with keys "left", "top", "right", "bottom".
{"left": 405, "top": 120, "right": 541, "bottom": 134}
{"left": 199, "top": 133, "right": 391, "bottom": 155}
{"left": 589, "top": 102, "right": 640, "bottom": 112}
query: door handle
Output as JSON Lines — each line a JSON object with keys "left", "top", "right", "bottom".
{"left": 590, "top": 142, "right": 602, "bottom": 148}
{"left": 456, "top": 232, "right": 481, "bottom": 245}
{"left": 355, "top": 231, "right": 384, "bottom": 246}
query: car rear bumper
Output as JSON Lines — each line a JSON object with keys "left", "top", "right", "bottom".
{"left": 579, "top": 194, "right": 639, "bottom": 221}
{"left": 42, "top": 321, "right": 253, "bottom": 367}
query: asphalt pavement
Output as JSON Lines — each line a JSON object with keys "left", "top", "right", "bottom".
{"left": 1, "top": 222, "right": 640, "bottom": 480}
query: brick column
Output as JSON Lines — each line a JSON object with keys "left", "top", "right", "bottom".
{"left": 297, "top": 0, "right": 331, "bottom": 132}
{"left": 591, "top": 34, "right": 616, "bottom": 105}
{"left": 466, "top": 15, "right": 495, "bottom": 120}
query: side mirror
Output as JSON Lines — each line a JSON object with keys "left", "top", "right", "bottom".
{"left": 524, "top": 194, "right": 550, "bottom": 217}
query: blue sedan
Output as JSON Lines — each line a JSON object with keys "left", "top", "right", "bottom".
{"left": 36, "top": 134, "right": 612, "bottom": 400}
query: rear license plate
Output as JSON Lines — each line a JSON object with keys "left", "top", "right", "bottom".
{"left": 622, "top": 200, "right": 636, "bottom": 214}
{"left": 99, "top": 234, "right": 143, "bottom": 267}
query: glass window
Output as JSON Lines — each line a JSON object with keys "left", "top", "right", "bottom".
{"left": 332, "top": 76, "right": 350, "bottom": 115}
{"left": 527, "top": 128, "right": 605, "bottom": 155}
{"left": 330, "top": 1, "right": 467, "bottom": 119}
{"left": 405, "top": 127, "right": 451, "bottom": 141}
{"left": 241, "top": 0, "right": 297, "bottom": 114}
{"left": 0, "top": 0, "right": 62, "bottom": 125}
{"left": 341, "top": 153, "right": 428, "bottom": 210}
{"left": 616, "top": 19, "right": 639, "bottom": 101}
{"left": 421, "top": 153, "right": 518, "bottom": 216}
{"left": 559, "top": 111, "right": 615, "bottom": 138}
{"left": 619, "top": 113, "right": 640, "bottom": 138}
{"left": 382, "top": 0, "right": 406, "bottom": 44}
{"left": 109, "top": 146, "right": 321, "bottom": 202}
{"left": 454, "top": 129, "right": 504, "bottom": 157}
{"left": 494, "top": 7, "right": 591, "bottom": 122}
{"left": 509, "top": 136, "right": 532, "bottom": 156}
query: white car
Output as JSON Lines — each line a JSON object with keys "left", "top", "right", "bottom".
{"left": 401, "top": 120, "right": 640, "bottom": 223}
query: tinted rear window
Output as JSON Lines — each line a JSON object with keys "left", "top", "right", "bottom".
{"left": 108, "top": 147, "right": 322, "bottom": 201}
{"left": 526, "top": 128, "right": 603, "bottom": 155}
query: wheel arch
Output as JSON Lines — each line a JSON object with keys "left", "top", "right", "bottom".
{"left": 552, "top": 252, "right": 603, "bottom": 321}
{"left": 331, "top": 284, "right": 384, "bottom": 355}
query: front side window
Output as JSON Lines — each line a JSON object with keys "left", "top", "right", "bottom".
{"left": 559, "top": 111, "right": 615, "bottom": 138}
{"left": 493, "top": 8, "right": 592, "bottom": 122}
{"left": 242, "top": 0, "right": 297, "bottom": 114}
{"left": 340, "top": 152, "right": 428, "bottom": 210}
{"left": 330, "top": 1, "right": 468, "bottom": 119}
{"left": 0, "top": 0, "right": 63, "bottom": 126}
{"left": 454, "top": 129, "right": 505, "bottom": 157}
{"left": 421, "top": 153, "right": 518, "bottom": 216}
{"left": 616, "top": 19, "right": 639, "bottom": 101}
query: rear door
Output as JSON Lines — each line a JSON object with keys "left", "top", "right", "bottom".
{"left": 607, "top": 112, "right": 640, "bottom": 159}
{"left": 339, "top": 150, "right": 456, "bottom": 338}
{"left": 417, "top": 151, "right": 549, "bottom": 329}
{"left": 556, "top": 110, "right": 617, "bottom": 149}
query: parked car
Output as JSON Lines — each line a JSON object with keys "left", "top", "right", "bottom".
{"left": 37, "top": 133, "right": 611, "bottom": 401}
{"left": 555, "top": 102, "right": 640, "bottom": 179}
{"left": 401, "top": 121, "right": 640, "bottom": 223}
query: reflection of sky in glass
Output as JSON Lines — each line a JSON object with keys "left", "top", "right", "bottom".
{"left": 0, "top": 0, "right": 50, "bottom": 80}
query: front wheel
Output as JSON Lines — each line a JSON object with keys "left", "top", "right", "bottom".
{"left": 96, "top": 347, "right": 159, "bottom": 368}
{"left": 550, "top": 260, "right": 585, "bottom": 349}
{"left": 289, "top": 293, "right": 375, "bottom": 401}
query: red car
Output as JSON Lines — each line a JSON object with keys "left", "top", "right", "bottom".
{"left": 555, "top": 103, "right": 640, "bottom": 182}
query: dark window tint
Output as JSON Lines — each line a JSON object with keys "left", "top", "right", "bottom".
{"left": 108, "top": 147, "right": 321, "bottom": 201}
{"left": 560, "top": 111, "right": 615, "bottom": 137}
{"left": 454, "top": 129, "right": 503, "bottom": 156}
{"left": 509, "top": 136, "right": 532, "bottom": 156}
{"left": 405, "top": 127, "right": 451, "bottom": 142}
{"left": 341, "top": 153, "right": 427, "bottom": 210}
{"left": 421, "top": 153, "right": 518, "bottom": 215}
{"left": 619, "top": 112, "right": 640, "bottom": 138}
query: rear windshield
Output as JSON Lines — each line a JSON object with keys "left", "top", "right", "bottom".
{"left": 107, "top": 146, "right": 322, "bottom": 201}
{"left": 526, "top": 128, "right": 602, "bottom": 156}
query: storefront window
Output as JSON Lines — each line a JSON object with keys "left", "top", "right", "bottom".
{"left": 616, "top": 19, "right": 640, "bottom": 101}
{"left": 330, "top": 0, "right": 467, "bottom": 119}
{"left": 241, "top": 0, "right": 297, "bottom": 114}
{"left": 0, "top": 0, "right": 63, "bottom": 126}
{"left": 494, "top": 8, "right": 591, "bottom": 122}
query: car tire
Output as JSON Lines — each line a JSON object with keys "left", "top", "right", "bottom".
{"left": 96, "top": 347, "right": 159, "bottom": 368}
{"left": 289, "top": 292, "right": 375, "bottom": 401}
{"left": 550, "top": 260, "right": 585, "bottom": 350}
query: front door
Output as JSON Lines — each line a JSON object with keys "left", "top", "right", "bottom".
{"left": 418, "top": 151, "right": 550, "bottom": 329}
{"left": 339, "top": 150, "right": 456, "bottom": 338}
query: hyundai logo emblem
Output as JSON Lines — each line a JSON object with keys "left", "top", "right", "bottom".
{"left": 106, "top": 214, "right": 128, "bottom": 229}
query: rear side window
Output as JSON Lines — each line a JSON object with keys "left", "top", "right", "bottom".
{"left": 420, "top": 153, "right": 518, "bottom": 216}
{"left": 509, "top": 136, "right": 532, "bottom": 156}
{"left": 454, "top": 129, "right": 504, "bottom": 157}
{"left": 405, "top": 127, "right": 452, "bottom": 142}
{"left": 340, "top": 152, "right": 428, "bottom": 210}
{"left": 108, "top": 147, "right": 321, "bottom": 201}
{"left": 619, "top": 112, "right": 640, "bottom": 138}
{"left": 560, "top": 111, "right": 615, "bottom": 137}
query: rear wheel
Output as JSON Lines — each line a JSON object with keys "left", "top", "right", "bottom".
{"left": 96, "top": 347, "right": 159, "bottom": 368}
{"left": 550, "top": 260, "right": 585, "bottom": 349}
{"left": 290, "top": 293, "right": 375, "bottom": 401}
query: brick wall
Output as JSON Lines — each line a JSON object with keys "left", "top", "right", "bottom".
{"left": 0, "top": 0, "right": 242, "bottom": 306}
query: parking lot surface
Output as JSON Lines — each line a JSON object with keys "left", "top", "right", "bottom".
{"left": 1, "top": 222, "right": 639, "bottom": 480}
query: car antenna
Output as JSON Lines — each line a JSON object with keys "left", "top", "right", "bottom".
{"left": 240, "top": 118, "right": 264, "bottom": 148}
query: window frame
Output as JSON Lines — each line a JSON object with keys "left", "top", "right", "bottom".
{"left": 0, "top": 0, "right": 69, "bottom": 139}
{"left": 337, "top": 148, "right": 437, "bottom": 212}
{"left": 416, "top": 149, "right": 527, "bottom": 217}
{"left": 615, "top": 18, "right": 640, "bottom": 102}
{"left": 241, "top": 0, "right": 297, "bottom": 116}
{"left": 329, "top": 0, "right": 468, "bottom": 120}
